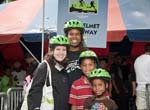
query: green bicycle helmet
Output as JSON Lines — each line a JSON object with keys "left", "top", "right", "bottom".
{"left": 64, "top": 19, "right": 85, "bottom": 34}
{"left": 79, "top": 50, "right": 99, "bottom": 66}
{"left": 49, "top": 35, "right": 70, "bottom": 47}
{"left": 88, "top": 68, "right": 111, "bottom": 82}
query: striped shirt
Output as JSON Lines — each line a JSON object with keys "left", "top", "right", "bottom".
{"left": 69, "top": 76, "right": 93, "bottom": 110}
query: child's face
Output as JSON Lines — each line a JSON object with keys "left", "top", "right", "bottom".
{"left": 80, "top": 58, "right": 96, "bottom": 76}
{"left": 92, "top": 79, "right": 107, "bottom": 96}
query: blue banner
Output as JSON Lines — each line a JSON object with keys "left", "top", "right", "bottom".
{"left": 57, "top": 0, "right": 108, "bottom": 48}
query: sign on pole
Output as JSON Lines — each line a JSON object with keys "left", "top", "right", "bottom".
{"left": 57, "top": 0, "right": 108, "bottom": 48}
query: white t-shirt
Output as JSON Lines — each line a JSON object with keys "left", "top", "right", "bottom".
{"left": 134, "top": 54, "right": 150, "bottom": 91}
{"left": 11, "top": 70, "right": 26, "bottom": 86}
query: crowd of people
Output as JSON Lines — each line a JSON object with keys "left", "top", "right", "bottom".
{"left": 0, "top": 19, "right": 150, "bottom": 110}
{"left": 0, "top": 52, "right": 38, "bottom": 92}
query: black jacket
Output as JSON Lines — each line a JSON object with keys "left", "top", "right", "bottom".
{"left": 28, "top": 60, "right": 69, "bottom": 110}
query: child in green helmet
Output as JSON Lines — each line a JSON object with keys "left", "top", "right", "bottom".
{"left": 84, "top": 68, "right": 118, "bottom": 110}
{"left": 68, "top": 50, "right": 99, "bottom": 110}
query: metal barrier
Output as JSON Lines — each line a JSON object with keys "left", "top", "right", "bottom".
{"left": 146, "top": 84, "right": 150, "bottom": 110}
{"left": 0, "top": 92, "right": 7, "bottom": 110}
{"left": 7, "top": 87, "right": 23, "bottom": 110}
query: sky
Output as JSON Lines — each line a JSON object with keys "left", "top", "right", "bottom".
{"left": 118, "top": 0, "right": 150, "bottom": 29}
{"left": 1, "top": 0, "right": 150, "bottom": 32}
{"left": 27, "top": 0, "right": 58, "bottom": 32}
{"left": 47, "top": 0, "right": 150, "bottom": 30}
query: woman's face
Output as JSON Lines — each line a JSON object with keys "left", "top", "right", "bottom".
{"left": 53, "top": 46, "right": 67, "bottom": 62}
{"left": 67, "top": 29, "right": 82, "bottom": 47}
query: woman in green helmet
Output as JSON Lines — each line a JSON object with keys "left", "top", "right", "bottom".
{"left": 84, "top": 68, "right": 118, "bottom": 110}
{"left": 68, "top": 50, "right": 99, "bottom": 110}
{"left": 28, "top": 35, "right": 70, "bottom": 110}
{"left": 64, "top": 19, "right": 88, "bottom": 89}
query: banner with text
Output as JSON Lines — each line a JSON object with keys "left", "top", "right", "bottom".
{"left": 57, "top": 0, "right": 108, "bottom": 48}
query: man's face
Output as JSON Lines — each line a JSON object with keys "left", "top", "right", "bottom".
{"left": 67, "top": 29, "right": 82, "bottom": 47}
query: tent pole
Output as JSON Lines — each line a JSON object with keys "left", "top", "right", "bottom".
{"left": 41, "top": 0, "right": 45, "bottom": 62}
{"left": 19, "top": 40, "right": 40, "bottom": 64}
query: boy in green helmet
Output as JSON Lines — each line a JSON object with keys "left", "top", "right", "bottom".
{"left": 84, "top": 68, "right": 118, "bottom": 110}
{"left": 68, "top": 50, "right": 99, "bottom": 110}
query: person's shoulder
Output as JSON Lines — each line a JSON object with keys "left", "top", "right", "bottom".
{"left": 135, "top": 54, "right": 148, "bottom": 62}
{"left": 85, "top": 96, "right": 95, "bottom": 102}
{"left": 72, "top": 76, "right": 83, "bottom": 86}
{"left": 87, "top": 96, "right": 94, "bottom": 100}
{"left": 72, "top": 77, "right": 82, "bottom": 85}
{"left": 106, "top": 98, "right": 118, "bottom": 109}
{"left": 137, "top": 54, "right": 149, "bottom": 58}
{"left": 105, "top": 98, "right": 116, "bottom": 104}
{"left": 37, "top": 61, "right": 47, "bottom": 70}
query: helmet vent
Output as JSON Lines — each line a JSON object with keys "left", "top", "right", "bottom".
{"left": 57, "top": 38, "right": 60, "bottom": 41}
{"left": 99, "top": 70, "right": 101, "bottom": 73}
{"left": 61, "top": 37, "right": 64, "bottom": 41}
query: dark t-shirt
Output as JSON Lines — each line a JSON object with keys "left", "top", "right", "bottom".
{"left": 110, "top": 64, "right": 125, "bottom": 93}
{"left": 84, "top": 97, "right": 118, "bottom": 110}
{"left": 66, "top": 51, "right": 82, "bottom": 88}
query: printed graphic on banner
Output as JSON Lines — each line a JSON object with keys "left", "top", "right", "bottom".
{"left": 57, "top": 0, "right": 108, "bottom": 48}
{"left": 69, "top": 0, "right": 98, "bottom": 14}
